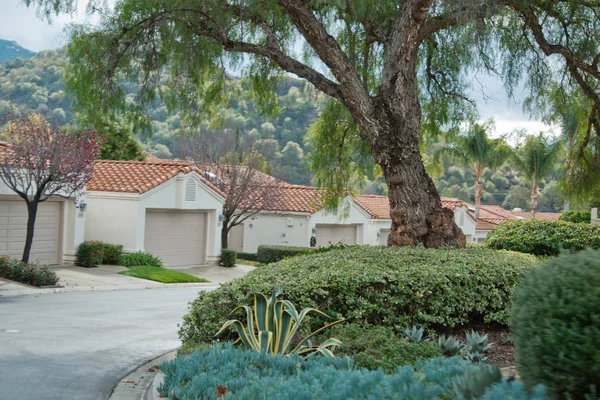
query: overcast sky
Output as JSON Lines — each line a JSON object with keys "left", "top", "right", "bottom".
{"left": 0, "top": 0, "right": 556, "bottom": 138}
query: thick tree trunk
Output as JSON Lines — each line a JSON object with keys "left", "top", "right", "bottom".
{"left": 366, "top": 51, "right": 465, "bottom": 248}
{"left": 474, "top": 166, "right": 483, "bottom": 219}
{"left": 22, "top": 201, "right": 38, "bottom": 264}
{"left": 221, "top": 224, "right": 230, "bottom": 250}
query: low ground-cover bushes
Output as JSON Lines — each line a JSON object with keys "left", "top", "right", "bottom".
{"left": 117, "top": 251, "right": 163, "bottom": 268}
{"left": 76, "top": 241, "right": 124, "bottom": 267}
{"left": 180, "top": 246, "right": 538, "bottom": 348}
{"left": 485, "top": 219, "right": 600, "bottom": 256}
{"left": 159, "top": 344, "right": 546, "bottom": 400}
{"left": 323, "top": 323, "right": 441, "bottom": 372}
{"left": 511, "top": 249, "right": 600, "bottom": 399}
{"left": 0, "top": 256, "right": 59, "bottom": 286}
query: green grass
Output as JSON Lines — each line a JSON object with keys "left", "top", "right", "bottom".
{"left": 120, "top": 266, "right": 209, "bottom": 283}
{"left": 236, "top": 258, "right": 264, "bottom": 267}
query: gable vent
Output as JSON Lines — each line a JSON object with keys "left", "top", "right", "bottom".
{"left": 185, "top": 179, "right": 196, "bottom": 202}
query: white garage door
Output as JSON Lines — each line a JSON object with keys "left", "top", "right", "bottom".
{"left": 315, "top": 225, "right": 357, "bottom": 247}
{"left": 0, "top": 200, "right": 60, "bottom": 264}
{"left": 144, "top": 210, "right": 206, "bottom": 267}
{"left": 379, "top": 229, "right": 391, "bottom": 245}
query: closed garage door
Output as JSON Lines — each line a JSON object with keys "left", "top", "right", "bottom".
{"left": 0, "top": 200, "right": 60, "bottom": 264}
{"left": 315, "top": 225, "right": 357, "bottom": 247}
{"left": 144, "top": 210, "right": 206, "bottom": 267}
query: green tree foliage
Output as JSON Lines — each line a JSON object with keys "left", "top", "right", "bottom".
{"left": 434, "top": 122, "right": 511, "bottom": 217}
{"left": 24, "top": 0, "right": 600, "bottom": 247}
{"left": 512, "top": 134, "right": 563, "bottom": 216}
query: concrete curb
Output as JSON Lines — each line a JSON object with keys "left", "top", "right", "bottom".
{"left": 108, "top": 351, "right": 177, "bottom": 400}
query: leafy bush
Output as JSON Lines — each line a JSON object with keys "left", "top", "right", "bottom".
{"left": 237, "top": 252, "right": 257, "bottom": 261}
{"left": 511, "top": 249, "right": 600, "bottom": 399}
{"left": 75, "top": 241, "right": 104, "bottom": 267}
{"left": 101, "top": 243, "right": 123, "bottom": 265}
{"left": 558, "top": 210, "right": 591, "bottom": 224}
{"left": 180, "top": 246, "right": 538, "bottom": 348}
{"left": 0, "top": 256, "right": 59, "bottom": 286}
{"left": 486, "top": 219, "right": 600, "bottom": 256}
{"left": 220, "top": 249, "right": 237, "bottom": 267}
{"left": 323, "top": 323, "right": 440, "bottom": 372}
{"left": 118, "top": 251, "right": 163, "bottom": 268}
{"left": 256, "top": 245, "right": 312, "bottom": 264}
{"left": 158, "top": 344, "right": 547, "bottom": 399}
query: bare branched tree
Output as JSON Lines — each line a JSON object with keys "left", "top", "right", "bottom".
{"left": 0, "top": 114, "right": 100, "bottom": 263}
{"left": 177, "top": 126, "right": 285, "bottom": 249}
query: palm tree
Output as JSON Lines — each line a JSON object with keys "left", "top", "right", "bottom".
{"left": 512, "top": 134, "right": 563, "bottom": 217}
{"left": 434, "top": 122, "right": 511, "bottom": 218}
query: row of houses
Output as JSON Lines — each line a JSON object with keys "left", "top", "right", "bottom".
{"left": 0, "top": 156, "right": 560, "bottom": 267}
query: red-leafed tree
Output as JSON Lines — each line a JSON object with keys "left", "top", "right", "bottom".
{"left": 177, "top": 127, "right": 285, "bottom": 249}
{"left": 0, "top": 114, "right": 100, "bottom": 263}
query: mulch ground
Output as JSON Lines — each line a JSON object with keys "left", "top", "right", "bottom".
{"left": 444, "top": 323, "right": 515, "bottom": 368}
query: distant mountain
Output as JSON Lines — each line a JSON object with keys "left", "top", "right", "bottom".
{"left": 0, "top": 39, "right": 36, "bottom": 64}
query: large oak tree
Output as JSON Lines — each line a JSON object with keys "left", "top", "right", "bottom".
{"left": 27, "top": 0, "right": 600, "bottom": 247}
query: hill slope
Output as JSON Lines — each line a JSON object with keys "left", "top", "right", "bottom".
{"left": 0, "top": 39, "right": 36, "bottom": 64}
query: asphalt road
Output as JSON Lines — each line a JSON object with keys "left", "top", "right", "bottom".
{"left": 0, "top": 287, "right": 205, "bottom": 400}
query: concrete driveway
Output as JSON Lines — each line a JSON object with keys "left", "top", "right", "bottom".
{"left": 0, "top": 287, "right": 206, "bottom": 400}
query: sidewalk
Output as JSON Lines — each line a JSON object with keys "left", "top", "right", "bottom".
{"left": 0, "top": 263, "right": 255, "bottom": 297}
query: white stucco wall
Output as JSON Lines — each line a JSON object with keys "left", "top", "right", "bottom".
{"left": 454, "top": 206, "right": 476, "bottom": 243}
{"left": 85, "top": 172, "right": 225, "bottom": 264}
{"left": 237, "top": 212, "right": 312, "bottom": 253}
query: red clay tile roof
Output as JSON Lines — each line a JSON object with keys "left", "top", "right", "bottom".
{"left": 511, "top": 211, "right": 562, "bottom": 221}
{"left": 88, "top": 160, "right": 226, "bottom": 197}
{"left": 354, "top": 195, "right": 468, "bottom": 219}
{"left": 261, "top": 185, "right": 325, "bottom": 214}
{"left": 476, "top": 219, "right": 499, "bottom": 230}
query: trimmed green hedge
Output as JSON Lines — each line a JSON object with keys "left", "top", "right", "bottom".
{"left": 558, "top": 210, "right": 591, "bottom": 224}
{"left": 237, "top": 252, "right": 258, "bottom": 261}
{"left": 256, "top": 245, "right": 312, "bottom": 264}
{"left": 511, "top": 249, "right": 600, "bottom": 399}
{"left": 76, "top": 241, "right": 104, "bottom": 267}
{"left": 0, "top": 256, "right": 59, "bottom": 286}
{"left": 220, "top": 249, "right": 237, "bottom": 267}
{"left": 159, "top": 344, "right": 547, "bottom": 400}
{"left": 486, "top": 219, "right": 600, "bottom": 256}
{"left": 180, "top": 246, "right": 538, "bottom": 347}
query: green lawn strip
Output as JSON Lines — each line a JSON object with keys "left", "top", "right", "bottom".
{"left": 236, "top": 258, "right": 264, "bottom": 267}
{"left": 119, "top": 266, "right": 209, "bottom": 283}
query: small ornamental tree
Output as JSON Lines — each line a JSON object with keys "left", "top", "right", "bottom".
{"left": 0, "top": 114, "right": 100, "bottom": 263}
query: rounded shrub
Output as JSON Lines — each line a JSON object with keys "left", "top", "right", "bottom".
{"left": 220, "top": 249, "right": 237, "bottom": 267}
{"left": 486, "top": 219, "right": 600, "bottom": 256}
{"left": 118, "top": 251, "right": 163, "bottom": 268}
{"left": 511, "top": 249, "right": 600, "bottom": 399}
{"left": 179, "top": 246, "right": 538, "bottom": 347}
{"left": 76, "top": 241, "right": 104, "bottom": 268}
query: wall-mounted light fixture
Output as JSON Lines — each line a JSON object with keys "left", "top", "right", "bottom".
{"left": 312, "top": 227, "right": 317, "bottom": 235}
{"left": 376, "top": 229, "right": 381, "bottom": 238}
{"left": 281, "top": 232, "right": 286, "bottom": 237}
{"left": 79, "top": 200, "right": 88, "bottom": 212}
{"left": 218, "top": 213, "right": 225, "bottom": 222}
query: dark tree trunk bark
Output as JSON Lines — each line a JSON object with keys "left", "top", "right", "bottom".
{"left": 364, "top": 52, "right": 466, "bottom": 248}
{"left": 221, "top": 223, "right": 230, "bottom": 250}
{"left": 22, "top": 201, "right": 38, "bottom": 264}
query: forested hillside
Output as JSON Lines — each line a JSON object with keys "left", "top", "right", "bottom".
{"left": 0, "top": 40, "right": 35, "bottom": 64}
{"left": 0, "top": 47, "right": 323, "bottom": 184}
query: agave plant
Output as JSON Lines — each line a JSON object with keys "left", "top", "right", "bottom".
{"left": 437, "top": 334, "right": 466, "bottom": 357}
{"left": 404, "top": 325, "right": 430, "bottom": 343}
{"left": 465, "top": 330, "right": 493, "bottom": 354}
{"left": 215, "top": 289, "right": 344, "bottom": 357}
